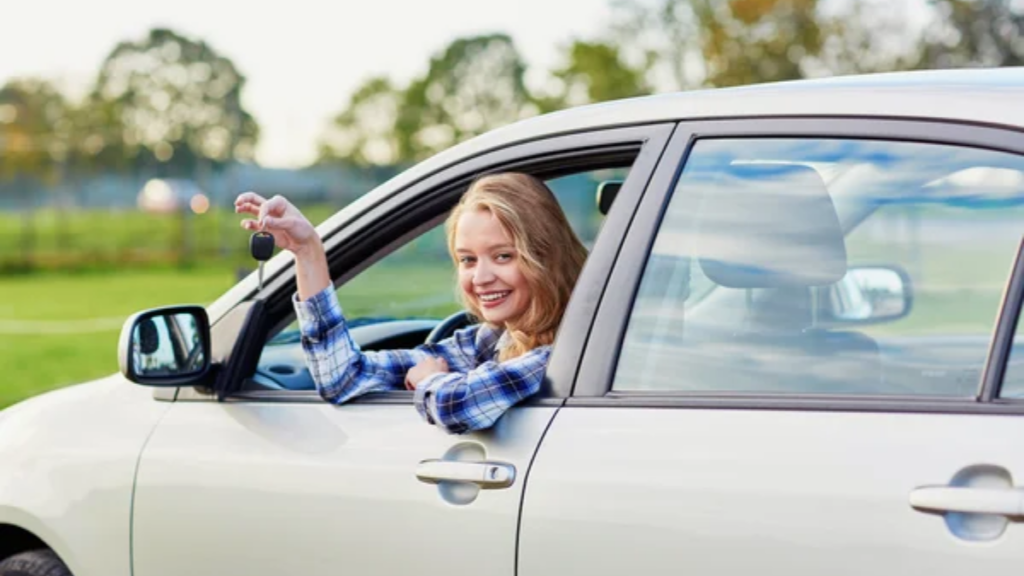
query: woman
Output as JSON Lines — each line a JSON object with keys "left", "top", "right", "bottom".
{"left": 235, "top": 173, "right": 588, "bottom": 433}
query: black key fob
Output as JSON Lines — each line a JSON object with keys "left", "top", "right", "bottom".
{"left": 249, "top": 232, "right": 275, "bottom": 261}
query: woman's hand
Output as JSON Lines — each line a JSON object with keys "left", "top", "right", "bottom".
{"left": 235, "top": 192, "right": 320, "bottom": 258}
{"left": 405, "top": 357, "right": 450, "bottom": 390}
{"left": 235, "top": 191, "right": 331, "bottom": 300}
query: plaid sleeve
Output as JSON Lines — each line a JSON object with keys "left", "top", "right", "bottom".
{"left": 412, "top": 345, "right": 551, "bottom": 434}
{"left": 293, "top": 286, "right": 481, "bottom": 404}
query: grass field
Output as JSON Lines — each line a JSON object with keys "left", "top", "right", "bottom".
{"left": 1, "top": 267, "right": 238, "bottom": 409}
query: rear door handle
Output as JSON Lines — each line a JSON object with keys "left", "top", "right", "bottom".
{"left": 910, "top": 486, "right": 1024, "bottom": 516}
{"left": 416, "top": 459, "right": 516, "bottom": 489}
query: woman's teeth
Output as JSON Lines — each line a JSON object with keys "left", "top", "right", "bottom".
{"left": 480, "top": 291, "right": 510, "bottom": 302}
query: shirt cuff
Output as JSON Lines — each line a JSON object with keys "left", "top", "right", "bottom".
{"left": 414, "top": 373, "right": 449, "bottom": 426}
{"left": 292, "top": 285, "right": 342, "bottom": 341}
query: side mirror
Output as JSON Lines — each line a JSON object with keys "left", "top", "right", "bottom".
{"left": 821, "top": 265, "right": 913, "bottom": 326}
{"left": 118, "top": 305, "right": 212, "bottom": 386}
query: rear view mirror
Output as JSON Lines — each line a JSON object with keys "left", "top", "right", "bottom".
{"left": 118, "top": 306, "right": 212, "bottom": 386}
{"left": 821, "top": 265, "right": 913, "bottom": 326}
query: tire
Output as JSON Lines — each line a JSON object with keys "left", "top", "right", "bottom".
{"left": 0, "top": 550, "right": 72, "bottom": 576}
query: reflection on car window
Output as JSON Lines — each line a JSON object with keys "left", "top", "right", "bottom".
{"left": 613, "top": 138, "right": 1024, "bottom": 397}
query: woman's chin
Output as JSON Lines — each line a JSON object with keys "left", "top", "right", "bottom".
{"left": 479, "top": 311, "right": 506, "bottom": 325}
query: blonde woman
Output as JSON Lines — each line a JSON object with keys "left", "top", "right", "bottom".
{"left": 235, "top": 173, "right": 588, "bottom": 433}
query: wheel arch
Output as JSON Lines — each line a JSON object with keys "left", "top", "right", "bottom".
{"left": 0, "top": 524, "right": 52, "bottom": 563}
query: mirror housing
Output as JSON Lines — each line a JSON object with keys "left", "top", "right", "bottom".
{"left": 820, "top": 265, "right": 913, "bottom": 326}
{"left": 118, "top": 305, "right": 212, "bottom": 387}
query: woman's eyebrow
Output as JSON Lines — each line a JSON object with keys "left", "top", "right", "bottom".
{"left": 455, "top": 243, "right": 515, "bottom": 253}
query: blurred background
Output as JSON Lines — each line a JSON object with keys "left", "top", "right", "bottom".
{"left": 2, "top": 0, "right": 1022, "bottom": 408}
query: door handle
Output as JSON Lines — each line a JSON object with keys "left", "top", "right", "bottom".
{"left": 909, "top": 486, "right": 1024, "bottom": 516}
{"left": 416, "top": 459, "right": 516, "bottom": 489}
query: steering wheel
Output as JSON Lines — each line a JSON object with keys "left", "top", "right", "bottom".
{"left": 426, "top": 310, "right": 475, "bottom": 344}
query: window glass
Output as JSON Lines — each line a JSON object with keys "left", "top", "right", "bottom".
{"left": 613, "top": 138, "right": 1024, "bottom": 397}
{"left": 268, "top": 166, "right": 629, "bottom": 343}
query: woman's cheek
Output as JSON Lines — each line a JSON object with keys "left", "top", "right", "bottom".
{"left": 458, "top": 273, "right": 474, "bottom": 299}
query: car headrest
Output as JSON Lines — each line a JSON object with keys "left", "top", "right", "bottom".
{"left": 695, "top": 164, "right": 846, "bottom": 288}
{"left": 596, "top": 180, "right": 622, "bottom": 215}
{"left": 138, "top": 318, "right": 160, "bottom": 355}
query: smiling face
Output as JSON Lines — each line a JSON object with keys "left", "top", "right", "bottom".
{"left": 454, "top": 208, "right": 532, "bottom": 327}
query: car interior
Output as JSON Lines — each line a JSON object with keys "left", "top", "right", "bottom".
{"left": 245, "top": 139, "right": 1024, "bottom": 398}
{"left": 617, "top": 142, "right": 1024, "bottom": 398}
{"left": 661, "top": 164, "right": 886, "bottom": 394}
{"left": 245, "top": 169, "right": 629, "bottom": 393}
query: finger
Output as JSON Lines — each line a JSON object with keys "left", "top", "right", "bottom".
{"left": 258, "top": 196, "right": 290, "bottom": 228}
{"left": 259, "top": 215, "right": 291, "bottom": 233}
{"left": 235, "top": 201, "right": 262, "bottom": 217}
{"left": 234, "top": 191, "right": 266, "bottom": 208}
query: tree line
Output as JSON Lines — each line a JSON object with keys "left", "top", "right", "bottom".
{"left": 2, "top": 0, "right": 1022, "bottom": 183}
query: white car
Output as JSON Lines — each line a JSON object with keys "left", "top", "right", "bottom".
{"left": 5, "top": 68, "right": 1024, "bottom": 576}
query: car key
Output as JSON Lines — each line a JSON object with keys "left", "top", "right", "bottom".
{"left": 250, "top": 231, "right": 275, "bottom": 290}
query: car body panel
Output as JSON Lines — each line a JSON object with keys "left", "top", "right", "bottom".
{"left": 517, "top": 111, "right": 1024, "bottom": 575}
{"left": 519, "top": 408, "right": 1024, "bottom": 576}
{"left": 0, "top": 376, "right": 171, "bottom": 576}
{"left": 132, "top": 401, "right": 556, "bottom": 576}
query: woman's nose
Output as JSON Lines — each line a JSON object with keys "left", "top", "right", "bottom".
{"left": 473, "top": 261, "right": 496, "bottom": 285}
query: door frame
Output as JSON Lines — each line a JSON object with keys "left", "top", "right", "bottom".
{"left": 172, "top": 122, "right": 677, "bottom": 403}
{"left": 571, "top": 116, "right": 1024, "bottom": 415}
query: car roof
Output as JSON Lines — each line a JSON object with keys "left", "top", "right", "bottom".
{"left": 457, "top": 67, "right": 1024, "bottom": 163}
{"left": 326, "top": 67, "right": 1024, "bottom": 229}
{"left": 209, "top": 67, "right": 1024, "bottom": 320}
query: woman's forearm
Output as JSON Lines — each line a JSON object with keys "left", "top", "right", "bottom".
{"left": 293, "top": 239, "right": 331, "bottom": 301}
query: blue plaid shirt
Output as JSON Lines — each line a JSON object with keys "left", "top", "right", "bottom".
{"left": 293, "top": 286, "right": 550, "bottom": 434}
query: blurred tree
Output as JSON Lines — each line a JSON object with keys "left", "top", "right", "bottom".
{"left": 90, "top": 28, "right": 260, "bottom": 175}
{"left": 609, "top": 0, "right": 907, "bottom": 89}
{"left": 70, "top": 92, "right": 132, "bottom": 173}
{"left": 918, "top": 0, "right": 1024, "bottom": 68}
{"left": 541, "top": 40, "right": 652, "bottom": 110}
{"left": 396, "top": 34, "right": 536, "bottom": 161}
{"left": 0, "top": 78, "right": 78, "bottom": 267}
{"left": 611, "top": 0, "right": 826, "bottom": 88}
{"left": 317, "top": 76, "right": 402, "bottom": 167}
{"left": 0, "top": 78, "right": 72, "bottom": 183}
{"left": 804, "top": 0, "right": 920, "bottom": 76}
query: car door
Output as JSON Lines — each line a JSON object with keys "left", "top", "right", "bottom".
{"left": 519, "top": 119, "right": 1024, "bottom": 576}
{"left": 129, "top": 124, "right": 673, "bottom": 576}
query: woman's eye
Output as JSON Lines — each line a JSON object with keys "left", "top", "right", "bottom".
{"left": 496, "top": 253, "right": 513, "bottom": 262}
{"left": 459, "top": 256, "right": 475, "bottom": 265}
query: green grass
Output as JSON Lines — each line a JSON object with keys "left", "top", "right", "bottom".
{"left": 1, "top": 267, "right": 238, "bottom": 409}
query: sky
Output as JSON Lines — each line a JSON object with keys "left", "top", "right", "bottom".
{"left": 0, "top": 0, "right": 615, "bottom": 168}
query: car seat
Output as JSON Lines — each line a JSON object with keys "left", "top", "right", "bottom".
{"left": 688, "top": 163, "right": 884, "bottom": 394}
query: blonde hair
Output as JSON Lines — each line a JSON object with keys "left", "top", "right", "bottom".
{"left": 445, "top": 172, "right": 588, "bottom": 361}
